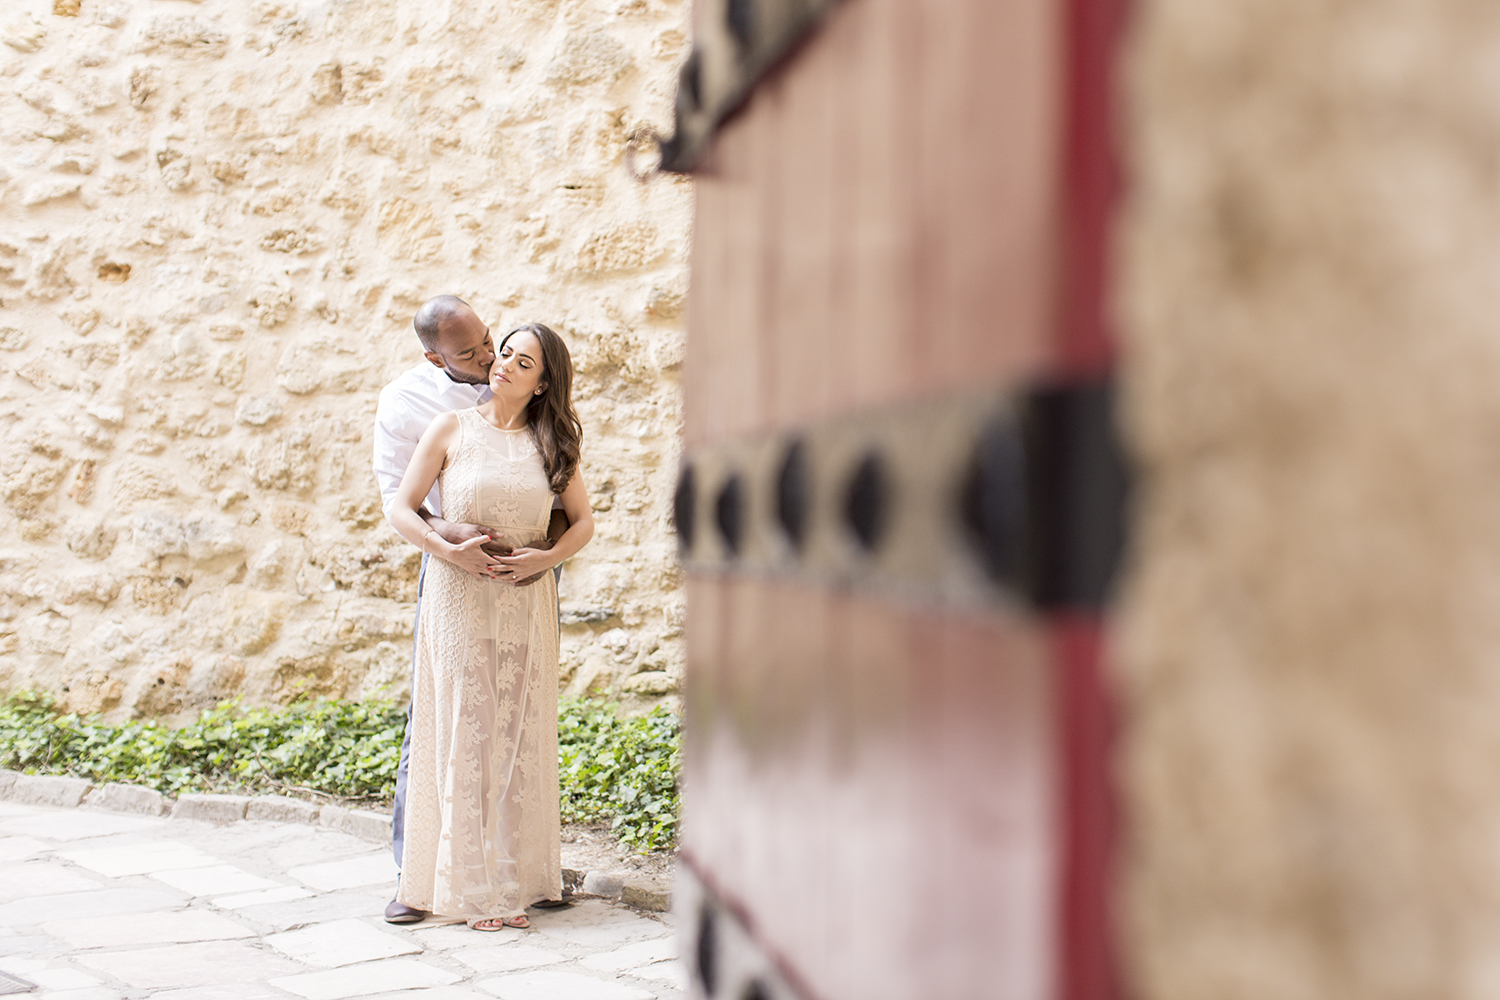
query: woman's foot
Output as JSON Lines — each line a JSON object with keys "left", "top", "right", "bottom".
{"left": 470, "top": 915, "right": 529, "bottom": 931}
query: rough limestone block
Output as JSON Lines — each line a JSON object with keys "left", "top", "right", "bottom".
{"left": 319, "top": 804, "right": 391, "bottom": 844}
{"left": 0, "top": 770, "right": 17, "bottom": 797}
{"left": 621, "top": 879, "right": 671, "bottom": 912}
{"left": 11, "top": 774, "right": 92, "bottom": 808}
{"left": 84, "top": 782, "right": 168, "bottom": 816}
{"left": 247, "top": 795, "right": 321, "bottom": 825}
{"left": 562, "top": 867, "right": 585, "bottom": 893}
{"left": 582, "top": 871, "right": 626, "bottom": 898}
{"left": 172, "top": 793, "right": 250, "bottom": 823}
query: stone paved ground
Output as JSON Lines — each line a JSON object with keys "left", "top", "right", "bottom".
{"left": 0, "top": 801, "right": 685, "bottom": 1000}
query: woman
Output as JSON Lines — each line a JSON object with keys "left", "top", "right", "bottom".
{"left": 386, "top": 323, "right": 594, "bottom": 930}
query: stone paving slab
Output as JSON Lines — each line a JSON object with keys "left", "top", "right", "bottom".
{"left": 579, "top": 939, "right": 676, "bottom": 973}
{"left": 151, "top": 863, "right": 283, "bottom": 897}
{"left": 154, "top": 985, "right": 288, "bottom": 1000}
{"left": 43, "top": 910, "right": 256, "bottom": 948}
{"left": 270, "top": 958, "right": 460, "bottom": 1000}
{"left": 0, "top": 811, "right": 161, "bottom": 842}
{"left": 287, "top": 854, "right": 397, "bottom": 892}
{"left": 0, "top": 835, "right": 48, "bottom": 861}
{"left": 451, "top": 943, "right": 568, "bottom": 974}
{"left": 0, "top": 886, "right": 186, "bottom": 925}
{"left": 59, "top": 840, "right": 222, "bottom": 877}
{"left": 265, "top": 919, "right": 421, "bottom": 967}
{"left": 213, "top": 886, "right": 317, "bottom": 910}
{"left": 359, "top": 990, "right": 490, "bottom": 1000}
{"left": 476, "top": 969, "right": 657, "bottom": 1000}
{"left": 0, "top": 860, "right": 104, "bottom": 900}
{"left": 0, "top": 801, "right": 682, "bottom": 1000}
{"left": 230, "top": 891, "right": 391, "bottom": 934}
{"left": 629, "top": 961, "right": 688, "bottom": 990}
{"left": 77, "top": 940, "right": 308, "bottom": 988}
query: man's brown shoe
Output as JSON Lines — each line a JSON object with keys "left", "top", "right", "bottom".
{"left": 385, "top": 899, "right": 426, "bottom": 924}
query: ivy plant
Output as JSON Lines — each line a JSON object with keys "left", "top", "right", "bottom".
{"left": 0, "top": 691, "right": 680, "bottom": 852}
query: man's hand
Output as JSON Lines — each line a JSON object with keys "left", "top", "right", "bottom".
{"left": 426, "top": 516, "right": 492, "bottom": 548}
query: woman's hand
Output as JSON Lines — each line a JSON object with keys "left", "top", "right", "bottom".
{"left": 443, "top": 535, "right": 504, "bottom": 578}
{"left": 493, "top": 546, "right": 555, "bottom": 585}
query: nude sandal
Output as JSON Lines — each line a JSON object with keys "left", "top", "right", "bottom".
{"left": 469, "top": 915, "right": 529, "bottom": 931}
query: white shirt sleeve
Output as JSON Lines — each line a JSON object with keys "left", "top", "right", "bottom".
{"left": 373, "top": 383, "right": 429, "bottom": 518}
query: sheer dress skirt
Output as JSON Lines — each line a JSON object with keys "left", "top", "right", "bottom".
{"left": 396, "top": 552, "right": 562, "bottom": 923}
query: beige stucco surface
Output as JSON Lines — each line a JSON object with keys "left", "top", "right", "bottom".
{"left": 1118, "top": 1, "right": 1500, "bottom": 996}
{"left": 0, "top": 0, "right": 691, "bottom": 719}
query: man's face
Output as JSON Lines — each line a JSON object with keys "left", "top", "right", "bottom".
{"left": 425, "top": 307, "right": 495, "bottom": 385}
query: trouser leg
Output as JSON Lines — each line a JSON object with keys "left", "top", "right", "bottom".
{"left": 392, "top": 554, "right": 427, "bottom": 869}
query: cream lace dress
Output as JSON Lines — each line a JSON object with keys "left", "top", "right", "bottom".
{"left": 396, "top": 407, "right": 562, "bottom": 923}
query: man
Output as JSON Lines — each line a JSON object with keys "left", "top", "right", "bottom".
{"left": 372, "top": 295, "right": 565, "bottom": 924}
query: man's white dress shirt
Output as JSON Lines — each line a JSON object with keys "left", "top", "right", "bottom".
{"left": 373, "top": 363, "right": 492, "bottom": 519}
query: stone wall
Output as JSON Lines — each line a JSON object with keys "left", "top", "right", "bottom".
{"left": 0, "top": 0, "right": 692, "bottom": 720}
{"left": 1118, "top": 0, "right": 1500, "bottom": 995}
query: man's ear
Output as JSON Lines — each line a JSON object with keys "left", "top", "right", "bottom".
{"left": 423, "top": 350, "right": 446, "bottom": 369}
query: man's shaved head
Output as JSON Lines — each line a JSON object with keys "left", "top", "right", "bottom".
{"left": 413, "top": 295, "right": 472, "bottom": 351}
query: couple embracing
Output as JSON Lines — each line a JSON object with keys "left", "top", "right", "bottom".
{"left": 372, "top": 296, "right": 595, "bottom": 931}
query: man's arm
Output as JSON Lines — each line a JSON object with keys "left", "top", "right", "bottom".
{"left": 373, "top": 383, "right": 492, "bottom": 547}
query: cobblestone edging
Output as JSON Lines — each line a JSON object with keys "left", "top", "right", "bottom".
{"left": 0, "top": 770, "right": 672, "bottom": 912}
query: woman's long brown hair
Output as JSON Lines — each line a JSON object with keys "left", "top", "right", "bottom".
{"left": 499, "top": 323, "right": 581, "bottom": 493}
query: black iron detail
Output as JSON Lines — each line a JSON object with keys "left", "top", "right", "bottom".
{"left": 696, "top": 903, "right": 719, "bottom": 997}
{"left": 727, "top": 0, "right": 756, "bottom": 50}
{"left": 680, "top": 860, "right": 809, "bottom": 1000}
{"left": 680, "top": 49, "right": 703, "bottom": 115}
{"left": 844, "top": 452, "right": 888, "bottom": 551}
{"left": 961, "top": 414, "right": 1028, "bottom": 590}
{"left": 775, "top": 440, "right": 810, "bottom": 550}
{"left": 658, "top": 0, "right": 847, "bottom": 173}
{"left": 674, "top": 464, "right": 697, "bottom": 551}
{"left": 716, "top": 474, "right": 746, "bottom": 555}
{"left": 675, "top": 379, "right": 1128, "bottom": 612}
{"left": 1022, "top": 381, "right": 1128, "bottom": 609}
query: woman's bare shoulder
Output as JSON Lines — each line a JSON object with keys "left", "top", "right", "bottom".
{"left": 423, "top": 410, "right": 462, "bottom": 437}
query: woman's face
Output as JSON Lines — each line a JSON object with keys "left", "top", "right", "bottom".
{"left": 492, "top": 330, "right": 545, "bottom": 400}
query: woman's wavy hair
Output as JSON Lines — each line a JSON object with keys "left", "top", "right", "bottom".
{"left": 499, "top": 322, "right": 581, "bottom": 493}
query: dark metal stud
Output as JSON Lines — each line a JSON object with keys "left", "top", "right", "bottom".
{"left": 775, "top": 439, "right": 810, "bottom": 550}
{"left": 961, "top": 414, "right": 1028, "bottom": 588}
{"left": 696, "top": 904, "right": 718, "bottom": 997}
{"left": 844, "top": 451, "right": 888, "bottom": 551}
{"left": 726, "top": 0, "right": 755, "bottom": 50}
{"left": 1023, "top": 382, "right": 1129, "bottom": 608}
{"left": 673, "top": 465, "right": 697, "bottom": 552}
{"left": 680, "top": 49, "right": 703, "bottom": 112}
{"left": 715, "top": 474, "right": 745, "bottom": 555}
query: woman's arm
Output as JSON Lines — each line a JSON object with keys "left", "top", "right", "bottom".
{"left": 494, "top": 469, "right": 595, "bottom": 582}
{"left": 387, "top": 412, "right": 500, "bottom": 578}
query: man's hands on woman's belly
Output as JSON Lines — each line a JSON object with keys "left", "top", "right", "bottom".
{"left": 425, "top": 514, "right": 562, "bottom": 586}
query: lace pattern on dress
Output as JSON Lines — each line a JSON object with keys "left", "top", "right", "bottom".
{"left": 397, "top": 408, "right": 562, "bottom": 921}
